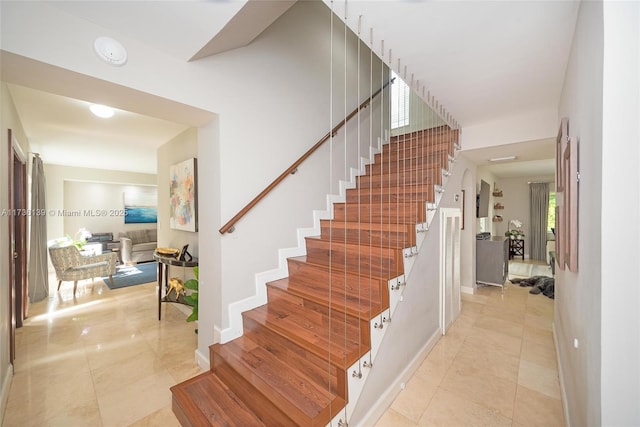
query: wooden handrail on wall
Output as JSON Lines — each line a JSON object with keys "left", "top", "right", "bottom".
{"left": 219, "top": 78, "right": 395, "bottom": 234}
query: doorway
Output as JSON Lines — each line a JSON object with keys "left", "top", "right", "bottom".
{"left": 440, "top": 207, "right": 461, "bottom": 334}
{"left": 8, "top": 129, "right": 28, "bottom": 364}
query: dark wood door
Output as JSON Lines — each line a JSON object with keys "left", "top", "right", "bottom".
{"left": 8, "top": 129, "right": 28, "bottom": 363}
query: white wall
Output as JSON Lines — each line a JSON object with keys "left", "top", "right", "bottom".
{"left": 44, "top": 164, "right": 156, "bottom": 244}
{"left": 557, "top": 3, "right": 640, "bottom": 425}
{"left": 0, "top": 82, "right": 31, "bottom": 424}
{"left": 556, "top": 1, "right": 604, "bottom": 425}
{"left": 462, "top": 106, "right": 558, "bottom": 150}
{"left": 600, "top": 1, "right": 640, "bottom": 424}
{"left": 195, "top": 119, "right": 221, "bottom": 363}
{"left": 62, "top": 181, "right": 157, "bottom": 240}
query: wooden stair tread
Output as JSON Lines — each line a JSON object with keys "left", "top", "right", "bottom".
{"left": 332, "top": 201, "right": 428, "bottom": 223}
{"left": 356, "top": 172, "right": 441, "bottom": 189}
{"left": 287, "top": 256, "right": 390, "bottom": 310}
{"left": 345, "top": 185, "right": 434, "bottom": 203}
{"left": 212, "top": 335, "right": 345, "bottom": 425}
{"left": 366, "top": 158, "right": 443, "bottom": 175}
{"left": 304, "top": 235, "right": 404, "bottom": 278}
{"left": 243, "top": 297, "right": 366, "bottom": 368}
{"left": 268, "top": 276, "right": 383, "bottom": 319}
{"left": 288, "top": 255, "right": 390, "bottom": 282}
{"left": 374, "top": 147, "right": 450, "bottom": 163}
{"left": 320, "top": 219, "right": 416, "bottom": 248}
{"left": 381, "top": 140, "right": 453, "bottom": 152}
{"left": 171, "top": 372, "right": 266, "bottom": 427}
{"left": 389, "top": 126, "right": 455, "bottom": 141}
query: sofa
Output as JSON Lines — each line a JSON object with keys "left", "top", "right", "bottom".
{"left": 119, "top": 229, "right": 157, "bottom": 264}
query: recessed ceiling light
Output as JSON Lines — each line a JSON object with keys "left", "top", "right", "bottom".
{"left": 488, "top": 156, "right": 517, "bottom": 162}
{"left": 94, "top": 36, "right": 128, "bottom": 66}
{"left": 90, "top": 104, "right": 114, "bottom": 118}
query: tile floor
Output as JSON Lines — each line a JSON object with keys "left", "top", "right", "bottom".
{"left": 375, "top": 261, "right": 564, "bottom": 427}
{"left": 2, "top": 270, "right": 203, "bottom": 427}
{"left": 2, "top": 261, "right": 563, "bottom": 426}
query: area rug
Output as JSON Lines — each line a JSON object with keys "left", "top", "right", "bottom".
{"left": 104, "top": 262, "right": 157, "bottom": 289}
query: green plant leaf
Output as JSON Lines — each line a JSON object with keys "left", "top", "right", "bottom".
{"left": 184, "top": 278, "right": 198, "bottom": 290}
{"left": 183, "top": 295, "right": 197, "bottom": 306}
{"left": 193, "top": 266, "right": 198, "bottom": 279}
{"left": 186, "top": 307, "right": 198, "bottom": 322}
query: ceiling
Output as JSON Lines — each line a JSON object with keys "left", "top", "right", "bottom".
{"left": 461, "top": 138, "right": 556, "bottom": 179}
{"left": 2, "top": 0, "right": 578, "bottom": 176}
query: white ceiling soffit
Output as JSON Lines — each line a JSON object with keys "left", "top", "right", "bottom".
{"left": 7, "top": 83, "right": 189, "bottom": 174}
{"left": 462, "top": 138, "right": 556, "bottom": 179}
{"left": 46, "top": 0, "right": 296, "bottom": 62}
{"left": 190, "top": 0, "right": 297, "bottom": 61}
{"left": 326, "top": 1, "right": 579, "bottom": 127}
{"left": 1, "top": 51, "right": 214, "bottom": 127}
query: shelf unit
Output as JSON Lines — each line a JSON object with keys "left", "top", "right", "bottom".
{"left": 492, "top": 188, "right": 504, "bottom": 222}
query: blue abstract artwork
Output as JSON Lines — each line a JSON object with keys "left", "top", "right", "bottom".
{"left": 124, "top": 187, "right": 158, "bottom": 224}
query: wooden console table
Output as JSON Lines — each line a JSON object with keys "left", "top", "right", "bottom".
{"left": 509, "top": 238, "right": 525, "bottom": 260}
{"left": 154, "top": 253, "right": 198, "bottom": 320}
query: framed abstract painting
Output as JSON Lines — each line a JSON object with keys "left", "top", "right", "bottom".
{"left": 169, "top": 158, "right": 198, "bottom": 232}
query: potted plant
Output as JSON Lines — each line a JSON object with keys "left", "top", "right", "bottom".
{"left": 183, "top": 266, "right": 198, "bottom": 331}
{"left": 506, "top": 219, "right": 524, "bottom": 239}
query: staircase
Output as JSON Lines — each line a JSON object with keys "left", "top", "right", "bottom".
{"left": 171, "top": 126, "right": 459, "bottom": 426}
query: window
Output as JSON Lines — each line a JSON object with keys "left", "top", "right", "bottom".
{"left": 391, "top": 71, "right": 409, "bottom": 129}
{"left": 547, "top": 192, "right": 556, "bottom": 232}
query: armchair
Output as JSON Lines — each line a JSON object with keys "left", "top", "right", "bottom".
{"left": 48, "top": 244, "right": 118, "bottom": 294}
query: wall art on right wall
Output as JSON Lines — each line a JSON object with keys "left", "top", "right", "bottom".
{"left": 555, "top": 118, "right": 579, "bottom": 272}
{"left": 169, "top": 158, "right": 198, "bottom": 232}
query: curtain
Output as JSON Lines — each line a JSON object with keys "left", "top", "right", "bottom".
{"left": 529, "top": 183, "right": 549, "bottom": 262}
{"left": 28, "top": 154, "right": 49, "bottom": 302}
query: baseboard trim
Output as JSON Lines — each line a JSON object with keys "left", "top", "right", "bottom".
{"left": 354, "top": 329, "right": 441, "bottom": 427}
{"left": 194, "top": 349, "right": 209, "bottom": 371}
{"left": 553, "top": 322, "right": 571, "bottom": 427}
{"left": 1, "top": 364, "right": 13, "bottom": 425}
{"left": 461, "top": 285, "right": 475, "bottom": 295}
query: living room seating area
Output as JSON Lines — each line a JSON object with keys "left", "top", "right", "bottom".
{"left": 119, "top": 229, "right": 158, "bottom": 264}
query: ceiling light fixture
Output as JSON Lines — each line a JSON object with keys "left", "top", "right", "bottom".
{"left": 90, "top": 104, "right": 114, "bottom": 118}
{"left": 488, "top": 156, "right": 517, "bottom": 162}
{"left": 94, "top": 36, "right": 128, "bottom": 66}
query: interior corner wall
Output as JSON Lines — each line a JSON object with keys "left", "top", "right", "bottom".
{"left": 0, "top": 81, "right": 30, "bottom": 423}
{"left": 43, "top": 164, "right": 156, "bottom": 244}
{"left": 556, "top": 1, "right": 604, "bottom": 425}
